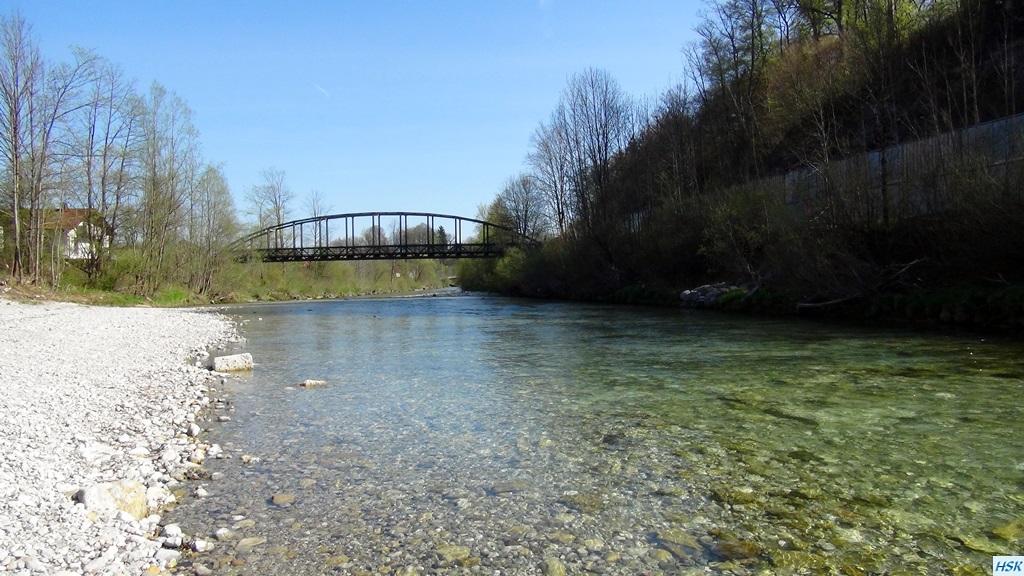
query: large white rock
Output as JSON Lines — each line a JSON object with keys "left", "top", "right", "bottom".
{"left": 161, "top": 524, "right": 183, "bottom": 538}
{"left": 76, "top": 484, "right": 117, "bottom": 514}
{"left": 193, "top": 539, "right": 215, "bottom": 553}
{"left": 76, "top": 480, "right": 148, "bottom": 520}
{"left": 153, "top": 548, "right": 181, "bottom": 564}
{"left": 211, "top": 353, "right": 253, "bottom": 372}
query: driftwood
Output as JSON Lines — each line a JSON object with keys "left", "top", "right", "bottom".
{"left": 796, "top": 258, "right": 926, "bottom": 310}
{"left": 796, "top": 294, "right": 863, "bottom": 310}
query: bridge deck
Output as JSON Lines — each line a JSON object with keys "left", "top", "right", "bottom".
{"left": 251, "top": 243, "right": 507, "bottom": 262}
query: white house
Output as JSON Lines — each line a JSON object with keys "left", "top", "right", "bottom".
{"left": 49, "top": 208, "right": 110, "bottom": 260}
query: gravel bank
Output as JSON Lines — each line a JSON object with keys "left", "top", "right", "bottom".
{"left": 0, "top": 298, "right": 237, "bottom": 575}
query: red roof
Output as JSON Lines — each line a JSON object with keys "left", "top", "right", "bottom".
{"left": 43, "top": 208, "right": 93, "bottom": 232}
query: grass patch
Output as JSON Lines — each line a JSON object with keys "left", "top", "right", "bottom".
{"left": 151, "top": 285, "right": 197, "bottom": 307}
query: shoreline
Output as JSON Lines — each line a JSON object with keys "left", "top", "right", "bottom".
{"left": 0, "top": 297, "right": 239, "bottom": 574}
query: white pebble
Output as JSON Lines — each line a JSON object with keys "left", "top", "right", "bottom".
{"left": 0, "top": 300, "right": 236, "bottom": 576}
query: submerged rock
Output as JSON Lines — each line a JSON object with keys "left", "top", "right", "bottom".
{"left": 540, "top": 557, "right": 567, "bottom": 576}
{"left": 710, "top": 484, "right": 757, "bottom": 505}
{"left": 951, "top": 533, "right": 1004, "bottom": 554}
{"left": 271, "top": 492, "right": 296, "bottom": 506}
{"left": 992, "top": 519, "right": 1024, "bottom": 542}
{"left": 235, "top": 536, "right": 267, "bottom": 553}
{"left": 770, "top": 550, "right": 826, "bottom": 572}
{"left": 558, "top": 491, "right": 607, "bottom": 514}
{"left": 658, "top": 529, "right": 702, "bottom": 554}
{"left": 325, "top": 555, "right": 350, "bottom": 566}
{"left": 435, "top": 544, "right": 471, "bottom": 562}
{"left": 714, "top": 535, "right": 763, "bottom": 560}
{"left": 490, "top": 481, "right": 529, "bottom": 495}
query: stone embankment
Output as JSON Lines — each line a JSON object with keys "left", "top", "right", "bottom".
{"left": 0, "top": 297, "right": 238, "bottom": 575}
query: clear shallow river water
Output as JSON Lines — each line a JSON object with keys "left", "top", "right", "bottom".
{"left": 168, "top": 294, "right": 1023, "bottom": 575}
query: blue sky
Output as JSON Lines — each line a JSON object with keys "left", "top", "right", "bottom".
{"left": 7, "top": 1, "right": 701, "bottom": 223}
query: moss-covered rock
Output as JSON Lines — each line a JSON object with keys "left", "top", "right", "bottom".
{"left": 991, "top": 519, "right": 1024, "bottom": 542}
{"left": 770, "top": 550, "right": 826, "bottom": 572}
{"left": 714, "top": 535, "right": 763, "bottom": 560}
{"left": 435, "top": 544, "right": 471, "bottom": 563}
{"left": 540, "top": 557, "right": 567, "bottom": 576}
{"left": 710, "top": 484, "right": 758, "bottom": 505}
{"left": 558, "top": 491, "right": 607, "bottom": 513}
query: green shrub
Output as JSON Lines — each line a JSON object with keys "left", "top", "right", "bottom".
{"left": 717, "top": 288, "right": 750, "bottom": 309}
{"left": 152, "top": 285, "right": 194, "bottom": 306}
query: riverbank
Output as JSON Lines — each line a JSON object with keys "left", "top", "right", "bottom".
{"left": 0, "top": 277, "right": 459, "bottom": 309}
{"left": 0, "top": 297, "right": 237, "bottom": 574}
{"left": 672, "top": 281, "right": 1024, "bottom": 334}
{"left": 503, "top": 276, "right": 1024, "bottom": 335}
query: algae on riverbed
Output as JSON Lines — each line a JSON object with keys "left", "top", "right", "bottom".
{"left": 164, "top": 296, "right": 1024, "bottom": 575}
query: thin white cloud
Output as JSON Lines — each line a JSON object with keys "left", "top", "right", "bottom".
{"left": 314, "top": 83, "right": 330, "bottom": 98}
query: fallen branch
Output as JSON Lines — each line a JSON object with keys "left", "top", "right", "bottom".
{"left": 796, "top": 258, "right": 927, "bottom": 310}
{"left": 796, "top": 294, "right": 863, "bottom": 310}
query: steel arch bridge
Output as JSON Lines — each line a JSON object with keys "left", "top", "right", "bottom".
{"left": 233, "top": 212, "right": 539, "bottom": 263}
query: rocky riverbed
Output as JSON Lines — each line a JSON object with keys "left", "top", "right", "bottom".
{"left": 0, "top": 297, "right": 236, "bottom": 575}
{"left": 158, "top": 297, "right": 1022, "bottom": 576}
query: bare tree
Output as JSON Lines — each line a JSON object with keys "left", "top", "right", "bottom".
{"left": 72, "top": 56, "right": 140, "bottom": 282}
{"left": 245, "top": 166, "right": 293, "bottom": 234}
{"left": 0, "top": 14, "right": 96, "bottom": 285}
{"left": 769, "top": 0, "right": 800, "bottom": 48}
{"left": 498, "top": 172, "right": 547, "bottom": 239}
{"left": 528, "top": 110, "right": 574, "bottom": 237}
{"left": 243, "top": 167, "right": 293, "bottom": 254}
{"left": 692, "top": 0, "right": 774, "bottom": 179}
{"left": 135, "top": 81, "right": 200, "bottom": 294}
{"left": 303, "top": 188, "right": 329, "bottom": 218}
{"left": 0, "top": 13, "right": 41, "bottom": 282}
{"left": 655, "top": 85, "right": 704, "bottom": 216}
{"left": 185, "top": 164, "right": 236, "bottom": 294}
{"left": 26, "top": 48, "right": 96, "bottom": 285}
{"left": 558, "top": 68, "right": 635, "bottom": 234}
{"left": 302, "top": 188, "right": 330, "bottom": 245}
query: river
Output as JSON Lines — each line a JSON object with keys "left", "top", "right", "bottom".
{"left": 167, "top": 293, "right": 1023, "bottom": 575}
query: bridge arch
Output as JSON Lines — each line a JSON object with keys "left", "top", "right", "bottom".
{"left": 233, "top": 211, "right": 539, "bottom": 262}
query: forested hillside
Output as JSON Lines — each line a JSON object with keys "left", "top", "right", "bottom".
{"left": 463, "top": 0, "right": 1024, "bottom": 327}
